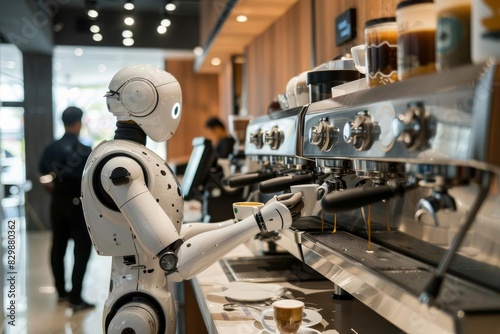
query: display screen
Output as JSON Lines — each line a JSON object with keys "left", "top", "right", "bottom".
{"left": 335, "top": 8, "right": 357, "bottom": 46}
{"left": 181, "top": 137, "right": 216, "bottom": 200}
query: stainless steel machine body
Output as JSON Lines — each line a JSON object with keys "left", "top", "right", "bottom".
{"left": 244, "top": 63, "right": 500, "bottom": 333}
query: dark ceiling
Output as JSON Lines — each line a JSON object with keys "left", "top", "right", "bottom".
{"left": 0, "top": 0, "right": 201, "bottom": 53}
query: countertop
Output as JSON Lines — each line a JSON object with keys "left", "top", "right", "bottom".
{"left": 190, "top": 242, "right": 402, "bottom": 334}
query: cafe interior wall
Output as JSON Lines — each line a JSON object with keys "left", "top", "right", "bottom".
{"left": 243, "top": 0, "right": 399, "bottom": 116}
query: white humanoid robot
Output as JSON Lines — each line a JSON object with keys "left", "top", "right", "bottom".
{"left": 80, "top": 64, "right": 303, "bottom": 334}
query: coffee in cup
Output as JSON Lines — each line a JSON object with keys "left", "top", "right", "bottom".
{"left": 232, "top": 201, "right": 264, "bottom": 222}
{"left": 396, "top": 0, "right": 437, "bottom": 80}
{"left": 364, "top": 17, "right": 398, "bottom": 87}
{"left": 260, "top": 299, "right": 304, "bottom": 334}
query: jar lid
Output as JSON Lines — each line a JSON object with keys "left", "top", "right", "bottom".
{"left": 306, "top": 70, "right": 361, "bottom": 86}
{"left": 397, "top": 0, "right": 434, "bottom": 10}
{"left": 365, "top": 17, "right": 396, "bottom": 29}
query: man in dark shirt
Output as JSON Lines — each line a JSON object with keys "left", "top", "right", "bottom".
{"left": 204, "top": 116, "right": 236, "bottom": 159}
{"left": 38, "top": 106, "right": 94, "bottom": 311}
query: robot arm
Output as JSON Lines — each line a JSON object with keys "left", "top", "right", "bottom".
{"left": 180, "top": 219, "right": 236, "bottom": 240}
{"left": 100, "top": 154, "right": 303, "bottom": 281}
{"left": 100, "top": 156, "right": 182, "bottom": 259}
{"left": 169, "top": 201, "right": 292, "bottom": 282}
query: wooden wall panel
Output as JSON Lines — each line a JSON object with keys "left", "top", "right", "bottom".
{"left": 241, "top": 0, "right": 400, "bottom": 117}
{"left": 219, "top": 59, "right": 234, "bottom": 126}
{"left": 314, "top": 0, "right": 399, "bottom": 65}
{"left": 165, "top": 60, "right": 220, "bottom": 161}
{"left": 244, "top": 0, "right": 312, "bottom": 116}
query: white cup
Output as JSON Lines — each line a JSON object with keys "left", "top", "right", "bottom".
{"left": 232, "top": 201, "right": 264, "bottom": 222}
{"left": 350, "top": 44, "right": 367, "bottom": 74}
{"left": 290, "top": 184, "right": 322, "bottom": 216}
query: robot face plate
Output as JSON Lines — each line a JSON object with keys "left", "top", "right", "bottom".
{"left": 106, "top": 64, "right": 182, "bottom": 142}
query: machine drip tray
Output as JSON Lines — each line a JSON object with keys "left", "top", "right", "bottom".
{"left": 303, "top": 231, "right": 500, "bottom": 313}
{"left": 220, "top": 255, "right": 327, "bottom": 283}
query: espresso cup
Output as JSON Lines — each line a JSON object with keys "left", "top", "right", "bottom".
{"left": 290, "top": 184, "right": 321, "bottom": 216}
{"left": 260, "top": 299, "right": 304, "bottom": 334}
{"left": 232, "top": 201, "right": 264, "bottom": 222}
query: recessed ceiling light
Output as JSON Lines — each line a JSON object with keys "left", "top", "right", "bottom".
{"left": 74, "top": 48, "right": 83, "bottom": 56}
{"left": 87, "top": 9, "right": 98, "bottom": 18}
{"left": 97, "top": 64, "right": 107, "bottom": 72}
{"left": 236, "top": 15, "right": 248, "bottom": 23}
{"left": 211, "top": 57, "right": 221, "bottom": 66}
{"left": 161, "top": 18, "right": 171, "bottom": 27}
{"left": 157, "top": 25, "right": 167, "bottom": 34}
{"left": 122, "top": 30, "right": 133, "bottom": 38}
{"left": 90, "top": 25, "right": 100, "bottom": 33}
{"left": 165, "top": 3, "right": 176, "bottom": 11}
{"left": 124, "top": 17, "right": 135, "bottom": 25}
{"left": 123, "top": 38, "right": 134, "bottom": 46}
{"left": 124, "top": 0, "right": 134, "bottom": 10}
{"left": 92, "top": 33, "right": 103, "bottom": 42}
{"left": 193, "top": 46, "right": 203, "bottom": 56}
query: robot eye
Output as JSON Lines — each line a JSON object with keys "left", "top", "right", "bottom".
{"left": 171, "top": 102, "right": 180, "bottom": 119}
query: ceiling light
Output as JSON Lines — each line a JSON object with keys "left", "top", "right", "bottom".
{"left": 193, "top": 46, "right": 203, "bottom": 56}
{"left": 74, "top": 48, "right": 83, "bottom": 56}
{"left": 122, "top": 30, "right": 133, "bottom": 38}
{"left": 161, "top": 18, "right": 171, "bottom": 27}
{"left": 124, "top": 17, "right": 135, "bottom": 25}
{"left": 165, "top": 1, "right": 176, "bottom": 12}
{"left": 90, "top": 25, "right": 100, "bottom": 33}
{"left": 211, "top": 57, "right": 221, "bottom": 66}
{"left": 92, "top": 33, "right": 103, "bottom": 42}
{"left": 123, "top": 38, "right": 134, "bottom": 46}
{"left": 236, "top": 15, "right": 248, "bottom": 23}
{"left": 124, "top": 0, "right": 134, "bottom": 10}
{"left": 157, "top": 26, "right": 167, "bottom": 34}
{"left": 87, "top": 9, "right": 98, "bottom": 18}
{"left": 97, "top": 64, "right": 107, "bottom": 73}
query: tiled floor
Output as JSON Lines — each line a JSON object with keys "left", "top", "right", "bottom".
{"left": 2, "top": 204, "right": 188, "bottom": 334}
{"left": 1, "top": 197, "right": 200, "bottom": 334}
{"left": 2, "top": 215, "right": 110, "bottom": 334}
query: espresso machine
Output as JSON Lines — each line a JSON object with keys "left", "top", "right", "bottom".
{"left": 281, "top": 62, "right": 500, "bottom": 333}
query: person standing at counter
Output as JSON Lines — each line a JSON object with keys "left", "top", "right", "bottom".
{"left": 205, "top": 116, "right": 236, "bottom": 159}
{"left": 38, "top": 106, "right": 94, "bottom": 311}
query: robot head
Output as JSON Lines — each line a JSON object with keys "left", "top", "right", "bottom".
{"left": 105, "top": 64, "right": 182, "bottom": 142}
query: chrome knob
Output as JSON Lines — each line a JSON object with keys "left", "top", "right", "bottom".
{"left": 249, "top": 129, "right": 264, "bottom": 149}
{"left": 392, "top": 102, "right": 430, "bottom": 150}
{"left": 309, "top": 119, "right": 337, "bottom": 152}
{"left": 264, "top": 126, "right": 283, "bottom": 150}
{"left": 343, "top": 112, "right": 373, "bottom": 151}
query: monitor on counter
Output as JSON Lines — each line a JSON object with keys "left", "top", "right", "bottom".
{"left": 182, "top": 137, "right": 216, "bottom": 201}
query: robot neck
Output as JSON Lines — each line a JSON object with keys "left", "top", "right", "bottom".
{"left": 114, "top": 121, "right": 147, "bottom": 145}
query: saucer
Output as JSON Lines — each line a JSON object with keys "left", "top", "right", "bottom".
{"left": 252, "top": 308, "right": 323, "bottom": 328}
{"left": 208, "top": 282, "right": 286, "bottom": 302}
{"left": 260, "top": 327, "right": 321, "bottom": 334}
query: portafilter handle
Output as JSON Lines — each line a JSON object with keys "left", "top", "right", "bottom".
{"left": 321, "top": 182, "right": 415, "bottom": 212}
{"left": 259, "top": 173, "right": 314, "bottom": 194}
{"left": 224, "top": 171, "right": 275, "bottom": 188}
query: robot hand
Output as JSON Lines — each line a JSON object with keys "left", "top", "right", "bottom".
{"left": 266, "top": 192, "right": 304, "bottom": 222}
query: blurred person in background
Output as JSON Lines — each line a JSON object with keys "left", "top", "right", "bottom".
{"left": 205, "top": 116, "right": 236, "bottom": 159}
{"left": 38, "top": 106, "right": 94, "bottom": 311}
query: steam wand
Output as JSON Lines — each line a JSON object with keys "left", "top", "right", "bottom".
{"left": 418, "top": 172, "right": 492, "bottom": 305}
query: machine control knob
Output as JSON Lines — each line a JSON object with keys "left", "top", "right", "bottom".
{"left": 249, "top": 129, "right": 264, "bottom": 149}
{"left": 392, "top": 102, "right": 429, "bottom": 150}
{"left": 309, "top": 119, "right": 338, "bottom": 152}
{"left": 264, "top": 126, "right": 283, "bottom": 150}
{"left": 343, "top": 112, "right": 373, "bottom": 151}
